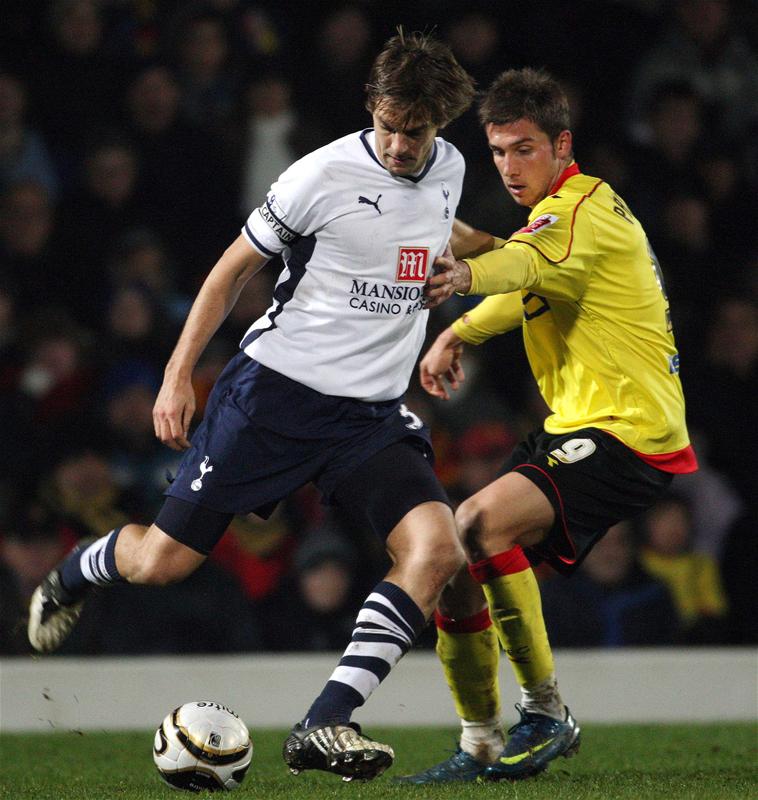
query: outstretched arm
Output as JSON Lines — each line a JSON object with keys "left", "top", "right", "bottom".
{"left": 450, "top": 218, "right": 506, "bottom": 259}
{"left": 425, "top": 244, "right": 538, "bottom": 308}
{"left": 153, "top": 235, "right": 268, "bottom": 450}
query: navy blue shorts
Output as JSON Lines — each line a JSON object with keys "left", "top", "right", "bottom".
{"left": 503, "top": 427, "right": 673, "bottom": 576}
{"left": 161, "top": 352, "right": 435, "bottom": 549}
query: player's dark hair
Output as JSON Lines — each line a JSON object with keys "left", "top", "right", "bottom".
{"left": 365, "top": 28, "right": 475, "bottom": 127}
{"left": 478, "top": 68, "right": 571, "bottom": 142}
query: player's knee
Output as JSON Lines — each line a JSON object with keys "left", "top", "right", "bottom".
{"left": 413, "top": 533, "right": 466, "bottom": 583}
{"left": 436, "top": 536, "right": 467, "bottom": 577}
{"left": 455, "top": 497, "right": 487, "bottom": 555}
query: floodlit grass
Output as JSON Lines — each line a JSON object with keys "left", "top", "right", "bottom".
{"left": 1, "top": 724, "right": 755, "bottom": 799}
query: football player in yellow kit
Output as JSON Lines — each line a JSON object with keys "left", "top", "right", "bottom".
{"left": 400, "top": 68, "right": 697, "bottom": 783}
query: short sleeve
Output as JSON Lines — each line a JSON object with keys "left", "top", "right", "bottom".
{"left": 242, "top": 152, "right": 330, "bottom": 257}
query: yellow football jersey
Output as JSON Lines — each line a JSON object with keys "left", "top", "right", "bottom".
{"left": 453, "top": 165, "right": 696, "bottom": 472}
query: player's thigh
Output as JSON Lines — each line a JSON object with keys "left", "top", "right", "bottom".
{"left": 131, "top": 523, "right": 207, "bottom": 585}
{"left": 516, "top": 428, "right": 674, "bottom": 575}
{"left": 332, "top": 439, "right": 460, "bottom": 567}
{"left": 456, "top": 471, "right": 555, "bottom": 559}
{"left": 123, "top": 499, "right": 230, "bottom": 585}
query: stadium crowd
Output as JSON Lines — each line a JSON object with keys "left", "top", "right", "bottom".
{"left": 1, "top": 0, "right": 756, "bottom": 655}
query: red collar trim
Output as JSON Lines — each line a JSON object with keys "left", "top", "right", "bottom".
{"left": 549, "top": 162, "right": 580, "bottom": 195}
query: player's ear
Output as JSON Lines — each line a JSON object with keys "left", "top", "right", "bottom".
{"left": 555, "top": 129, "right": 572, "bottom": 159}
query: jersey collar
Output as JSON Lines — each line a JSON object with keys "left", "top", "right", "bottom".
{"left": 548, "top": 162, "right": 581, "bottom": 195}
{"left": 359, "top": 129, "right": 438, "bottom": 183}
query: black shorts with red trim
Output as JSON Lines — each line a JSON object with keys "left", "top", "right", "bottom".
{"left": 501, "top": 427, "right": 673, "bottom": 576}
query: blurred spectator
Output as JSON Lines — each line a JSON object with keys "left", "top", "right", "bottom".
{"left": 685, "top": 296, "right": 758, "bottom": 506}
{"left": 639, "top": 494, "right": 728, "bottom": 643}
{"left": 295, "top": 4, "right": 375, "bottom": 139}
{"left": 540, "top": 521, "right": 681, "bottom": 647}
{"left": 720, "top": 511, "right": 758, "bottom": 644}
{"left": 0, "top": 280, "right": 21, "bottom": 384}
{"left": 63, "top": 558, "right": 262, "bottom": 655}
{"left": 98, "top": 361, "right": 182, "bottom": 517}
{"left": 583, "top": 141, "right": 631, "bottom": 197}
{"left": 124, "top": 64, "right": 236, "bottom": 281}
{"left": 674, "top": 442, "right": 744, "bottom": 559}
{"left": 34, "top": 449, "right": 137, "bottom": 538}
{"left": 211, "top": 505, "right": 300, "bottom": 602}
{"left": 257, "top": 524, "right": 360, "bottom": 650}
{"left": 103, "top": 284, "right": 175, "bottom": 371}
{"left": 0, "top": 181, "right": 63, "bottom": 311}
{"left": 628, "top": 81, "right": 708, "bottom": 239}
{"left": 106, "top": 229, "right": 192, "bottom": 326}
{"left": 441, "top": 10, "right": 527, "bottom": 239}
{"left": 627, "top": 0, "right": 758, "bottom": 144}
{"left": 31, "top": 0, "right": 120, "bottom": 179}
{"left": 235, "top": 72, "right": 326, "bottom": 215}
{"left": 1, "top": 310, "right": 96, "bottom": 485}
{"left": 651, "top": 192, "right": 714, "bottom": 346}
{"left": 57, "top": 137, "right": 148, "bottom": 318}
{"left": 173, "top": 10, "right": 240, "bottom": 136}
{"left": 0, "top": 72, "right": 59, "bottom": 198}
{"left": 239, "top": 73, "right": 296, "bottom": 213}
{"left": 448, "top": 421, "right": 519, "bottom": 502}
{"left": 697, "top": 150, "right": 757, "bottom": 276}
{"left": 444, "top": 11, "right": 505, "bottom": 87}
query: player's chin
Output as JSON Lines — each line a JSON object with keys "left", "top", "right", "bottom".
{"left": 386, "top": 158, "right": 415, "bottom": 175}
{"left": 508, "top": 190, "right": 531, "bottom": 207}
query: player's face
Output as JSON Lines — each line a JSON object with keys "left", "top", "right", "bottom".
{"left": 372, "top": 101, "right": 439, "bottom": 176}
{"left": 485, "top": 119, "right": 572, "bottom": 208}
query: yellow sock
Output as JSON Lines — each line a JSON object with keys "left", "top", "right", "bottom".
{"left": 470, "top": 547, "right": 554, "bottom": 690}
{"left": 434, "top": 608, "right": 500, "bottom": 722}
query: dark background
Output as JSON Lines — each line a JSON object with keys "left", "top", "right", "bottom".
{"left": 1, "top": 0, "right": 756, "bottom": 655}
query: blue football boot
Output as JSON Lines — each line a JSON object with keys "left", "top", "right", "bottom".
{"left": 395, "top": 747, "right": 489, "bottom": 784}
{"left": 483, "top": 704, "right": 581, "bottom": 781}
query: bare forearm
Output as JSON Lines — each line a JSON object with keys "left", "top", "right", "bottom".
{"left": 165, "top": 237, "right": 266, "bottom": 378}
{"left": 451, "top": 218, "right": 502, "bottom": 259}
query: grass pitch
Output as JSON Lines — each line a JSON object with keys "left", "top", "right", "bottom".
{"left": 1, "top": 723, "right": 755, "bottom": 800}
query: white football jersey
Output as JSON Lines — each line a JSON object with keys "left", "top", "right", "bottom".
{"left": 241, "top": 129, "right": 464, "bottom": 401}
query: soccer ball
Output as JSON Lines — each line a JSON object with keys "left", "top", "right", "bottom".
{"left": 153, "top": 701, "right": 252, "bottom": 792}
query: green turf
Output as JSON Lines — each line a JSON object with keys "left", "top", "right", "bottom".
{"left": 1, "top": 724, "right": 755, "bottom": 800}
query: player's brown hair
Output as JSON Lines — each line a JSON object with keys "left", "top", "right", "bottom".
{"left": 478, "top": 68, "right": 571, "bottom": 142}
{"left": 365, "top": 28, "right": 475, "bottom": 128}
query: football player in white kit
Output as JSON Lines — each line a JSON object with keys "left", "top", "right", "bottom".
{"left": 28, "top": 30, "right": 476, "bottom": 781}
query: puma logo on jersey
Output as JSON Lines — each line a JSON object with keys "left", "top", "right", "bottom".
{"left": 358, "top": 194, "right": 382, "bottom": 214}
{"left": 191, "top": 456, "right": 214, "bottom": 491}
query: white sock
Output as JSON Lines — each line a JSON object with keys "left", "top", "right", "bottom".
{"left": 459, "top": 716, "right": 505, "bottom": 764}
{"left": 520, "top": 674, "right": 565, "bottom": 720}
